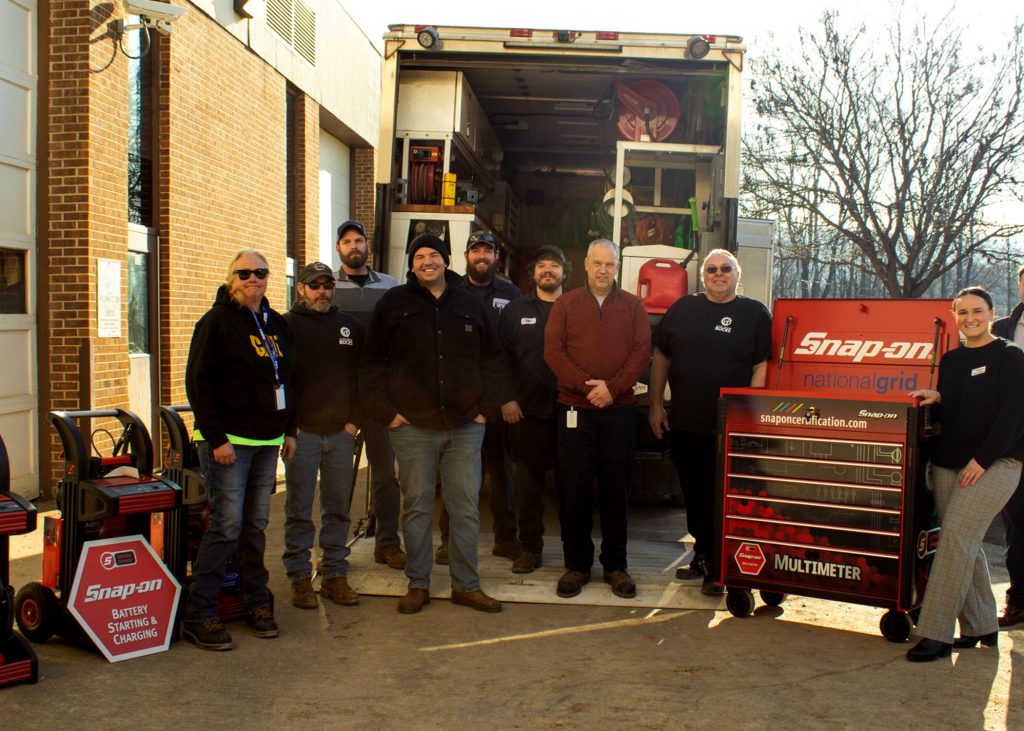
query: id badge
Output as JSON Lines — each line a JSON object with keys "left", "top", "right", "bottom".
{"left": 275, "top": 385, "right": 286, "bottom": 410}
{"left": 566, "top": 407, "right": 577, "bottom": 429}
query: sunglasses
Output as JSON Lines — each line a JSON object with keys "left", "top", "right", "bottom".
{"left": 234, "top": 268, "right": 269, "bottom": 280}
{"left": 705, "top": 265, "right": 734, "bottom": 275}
{"left": 304, "top": 280, "right": 335, "bottom": 290}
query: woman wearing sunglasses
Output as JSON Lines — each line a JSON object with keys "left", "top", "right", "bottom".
{"left": 182, "top": 249, "right": 294, "bottom": 651}
{"left": 906, "top": 286, "right": 1024, "bottom": 661}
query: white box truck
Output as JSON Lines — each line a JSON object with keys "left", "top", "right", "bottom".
{"left": 374, "top": 24, "right": 757, "bottom": 296}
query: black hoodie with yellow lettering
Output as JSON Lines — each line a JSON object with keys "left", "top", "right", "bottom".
{"left": 185, "top": 285, "right": 294, "bottom": 448}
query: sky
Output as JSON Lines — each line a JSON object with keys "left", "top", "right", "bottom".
{"left": 345, "top": 0, "right": 1021, "bottom": 54}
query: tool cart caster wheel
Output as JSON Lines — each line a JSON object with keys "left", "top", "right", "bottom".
{"left": 15, "top": 582, "right": 58, "bottom": 643}
{"left": 879, "top": 610, "right": 913, "bottom": 643}
{"left": 726, "top": 588, "right": 755, "bottom": 618}
{"left": 760, "top": 591, "right": 786, "bottom": 607}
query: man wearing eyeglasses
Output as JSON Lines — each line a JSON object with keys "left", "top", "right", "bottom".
{"left": 281, "top": 262, "right": 364, "bottom": 610}
{"left": 648, "top": 249, "right": 771, "bottom": 596}
{"left": 331, "top": 220, "right": 407, "bottom": 572}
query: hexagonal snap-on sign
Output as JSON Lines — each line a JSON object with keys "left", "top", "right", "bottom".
{"left": 67, "top": 535, "right": 181, "bottom": 663}
{"left": 734, "top": 542, "right": 767, "bottom": 576}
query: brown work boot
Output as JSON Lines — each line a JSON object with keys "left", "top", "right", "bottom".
{"left": 451, "top": 589, "right": 502, "bottom": 613}
{"left": 512, "top": 550, "right": 541, "bottom": 574}
{"left": 604, "top": 570, "right": 637, "bottom": 598}
{"left": 320, "top": 576, "right": 359, "bottom": 606}
{"left": 374, "top": 544, "right": 407, "bottom": 570}
{"left": 435, "top": 542, "right": 449, "bottom": 565}
{"left": 998, "top": 604, "right": 1024, "bottom": 628}
{"left": 290, "top": 577, "right": 319, "bottom": 609}
{"left": 492, "top": 540, "right": 522, "bottom": 560}
{"left": 556, "top": 570, "right": 591, "bottom": 598}
{"left": 398, "top": 588, "right": 431, "bottom": 614}
{"left": 245, "top": 607, "right": 279, "bottom": 639}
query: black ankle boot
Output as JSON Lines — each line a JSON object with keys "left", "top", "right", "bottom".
{"left": 952, "top": 632, "right": 998, "bottom": 649}
{"left": 907, "top": 638, "right": 952, "bottom": 662}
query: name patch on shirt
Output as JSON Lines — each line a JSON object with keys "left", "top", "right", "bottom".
{"left": 521, "top": 317, "right": 537, "bottom": 325}
{"left": 493, "top": 298, "right": 511, "bottom": 310}
{"left": 971, "top": 365, "right": 986, "bottom": 376}
{"left": 465, "top": 324, "right": 474, "bottom": 332}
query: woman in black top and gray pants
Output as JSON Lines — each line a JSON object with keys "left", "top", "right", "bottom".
{"left": 908, "top": 287, "right": 1024, "bottom": 661}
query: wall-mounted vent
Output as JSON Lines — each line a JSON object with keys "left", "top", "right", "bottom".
{"left": 266, "top": 0, "right": 317, "bottom": 66}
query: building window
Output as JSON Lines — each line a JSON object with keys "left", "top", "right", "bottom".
{"left": 127, "top": 22, "right": 153, "bottom": 226}
{"left": 127, "top": 251, "right": 149, "bottom": 354}
{"left": 267, "top": 0, "right": 317, "bottom": 65}
{"left": 0, "top": 248, "right": 27, "bottom": 314}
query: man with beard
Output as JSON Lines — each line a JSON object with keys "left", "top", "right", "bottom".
{"left": 331, "top": 220, "right": 406, "bottom": 571}
{"left": 282, "top": 262, "right": 363, "bottom": 609}
{"left": 435, "top": 231, "right": 522, "bottom": 563}
{"left": 362, "top": 234, "right": 505, "bottom": 614}
{"left": 498, "top": 245, "right": 570, "bottom": 574}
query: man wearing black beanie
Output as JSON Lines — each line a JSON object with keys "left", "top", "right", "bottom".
{"left": 361, "top": 233, "right": 505, "bottom": 614}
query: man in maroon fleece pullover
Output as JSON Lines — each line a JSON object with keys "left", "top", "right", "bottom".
{"left": 544, "top": 239, "right": 651, "bottom": 599}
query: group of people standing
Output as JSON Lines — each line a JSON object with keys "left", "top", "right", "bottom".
{"left": 178, "top": 220, "right": 1024, "bottom": 665}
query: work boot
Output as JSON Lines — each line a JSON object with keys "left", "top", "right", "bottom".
{"left": 290, "top": 577, "right": 319, "bottom": 609}
{"left": 245, "top": 607, "right": 279, "bottom": 639}
{"left": 451, "top": 589, "right": 502, "bottom": 613}
{"left": 556, "top": 570, "right": 591, "bottom": 598}
{"left": 512, "top": 550, "right": 541, "bottom": 574}
{"left": 182, "top": 618, "right": 233, "bottom": 651}
{"left": 604, "top": 570, "right": 637, "bottom": 598}
{"left": 701, "top": 578, "right": 725, "bottom": 596}
{"left": 320, "top": 576, "right": 359, "bottom": 606}
{"left": 675, "top": 554, "right": 708, "bottom": 584}
{"left": 492, "top": 540, "right": 522, "bottom": 560}
{"left": 374, "top": 544, "right": 407, "bottom": 570}
{"left": 398, "top": 588, "right": 431, "bottom": 614}
{"left": 998, "top": 604, "right": 1024, "bottom": 628}
{"left": 435, "top": 542, "right": 449, "bottom": 565}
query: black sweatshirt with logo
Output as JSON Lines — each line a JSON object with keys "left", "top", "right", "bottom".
{"left": 185, "top": 285, "right": 294, "bottom": 448}
{"left": 283, "top": 302, "right": 363, "bottom": 435}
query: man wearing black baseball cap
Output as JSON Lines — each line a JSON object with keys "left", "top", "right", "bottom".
{"left": 331, "top": 220, "right": 407, "bottom": 571}
{"left": 361, "top": 233, "right": 505, "bottom": 614}
{"left": 282, "top": 262, "right": 364, "bottom": 609}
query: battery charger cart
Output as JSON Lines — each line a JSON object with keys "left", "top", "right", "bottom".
{"left": 158, "top": 405, "right": 272, "bottom": 621}
{"left": 14, "top": 409, "right": 182, "bottom": 644}
{"left": 0, "top": 434, "right": 38, "bottom": 685}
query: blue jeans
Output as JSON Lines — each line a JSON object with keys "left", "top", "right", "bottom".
{"left": 282, "top": 429, "right": 355, "bottom": 581}
{"left": 389, "top": 421, "right": 485, "bottom": 592}
{"left": 185, "top": 442, "right": 278, "bottom": 621}
{"left": 362, "top": 418, "right": 401, "bottom": 548}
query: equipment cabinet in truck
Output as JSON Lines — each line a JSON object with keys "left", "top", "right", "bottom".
{"left": 375, "top": 25, "right": 745, "bottom": 282}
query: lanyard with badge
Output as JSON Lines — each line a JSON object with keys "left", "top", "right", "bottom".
{"left": 251, "top": 305, "right": 286, "bottom": 410}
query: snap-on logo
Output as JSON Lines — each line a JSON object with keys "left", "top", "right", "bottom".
{"left": 792, "top": 332, "right": 933, "bottom": 363}
{"left": 84, "top": 578, "right": 164, "bottom": 603}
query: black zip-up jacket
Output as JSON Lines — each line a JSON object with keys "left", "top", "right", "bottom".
{"left": 283, "top": 302, "right": 363, "bottom": 436}
{"left": 498, "top": 291, "right": 558, "bottom": 418}
{"left": 362, "top": 269, "right": 505, "bottom": 430}
{"left": 185, "top": 285, "right": 294, "bottom": 448}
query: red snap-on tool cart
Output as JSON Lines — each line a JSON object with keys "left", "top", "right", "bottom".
{"left": 1, "top": 434, "right": 38, "bottom": 685}
{"left": 713, "top": 299, "right": 958, "bottom": 641}
{"left": 14, "top": 409, "right": 181, "bottom": 646}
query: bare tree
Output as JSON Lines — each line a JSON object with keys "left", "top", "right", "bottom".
{"left": 743, "top": 10, "right": 1024, "bottom": 297}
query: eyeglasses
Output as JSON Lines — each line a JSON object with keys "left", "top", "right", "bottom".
{"left": 704, "top": 265, "right": 734, "bottom": 275}
{"left": 467, "top": 231, "right": 497, "bottom": 247}
{"left": 304, "top": 280, "right": 335, "bottom": 290}
{"left": 234, "top": 268, "right": 269, "bottom": 280}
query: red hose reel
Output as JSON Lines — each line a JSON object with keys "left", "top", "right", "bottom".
{"left": 615, "top": 80, "right": 680, "bottom": 142}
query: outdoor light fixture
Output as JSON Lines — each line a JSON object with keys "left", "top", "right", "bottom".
{"left": 416, "top": 27, "right": 440, "bottom": 50}
{"left": 687, "top": 35, "right": 711, "bottom": 59}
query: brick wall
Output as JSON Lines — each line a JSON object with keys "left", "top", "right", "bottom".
{"left": 351, "top": 146, "right": 377, "bottom": 262}
{"left": 290, "top": 92, "right": 320, "bottom": 269}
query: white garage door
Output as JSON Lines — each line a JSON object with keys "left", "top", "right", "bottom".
{"left": 0, "top": 0, "right": 37, "bottom": 498}
{"left": 319, "top": 130, "right": 350, "bottom": 271}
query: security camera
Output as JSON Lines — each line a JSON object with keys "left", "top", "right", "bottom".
{"left": 122, "top": 0, "right": 187, "bottom": 34}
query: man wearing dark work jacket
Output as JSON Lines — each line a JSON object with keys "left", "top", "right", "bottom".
{"left": 993, "top": 263, "right": 1024, "bottom": 627}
